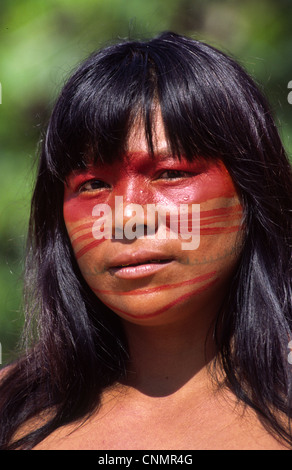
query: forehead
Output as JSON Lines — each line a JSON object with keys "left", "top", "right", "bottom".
{"left": 127, "top": 109, "right": 168, "bottom": 155}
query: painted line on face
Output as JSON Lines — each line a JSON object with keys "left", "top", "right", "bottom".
{"left": 101, "top": 275, "right": 219, "bottom": 320}
{"left": 75, "top": 238, "right": 106, "bottom": 259}
{"left": 66, "top": 203, "right": 242, "bottom": 239}
{"left": 83, "top": 244, "right": 238, "bottom": 278}
{"left": 72, "top": 222, "right": 241, "bottom": 259}
{"left": 91, "top": 199, "right": 200, "bottom": 250}
{"left": 200, "top": 214, "right": 242, "bottom": 227}
{"left": 91, "top": 270, "right": 217, "bottom": 296}
{"left": 68, "top": 221, "right": 94, "bottom": 238}
{"left": 71, "top": 231, "right": 95, "bottom": 248}
{"left": 70, "top": 215, "right": 241, "bottom": 247}
{"left": 68, "top": 202, "right": 243, "bottom": 259}
{"left": 200, "top": 204, "right": 242, "bottom": 219}
{"left": 179, "top": 203, "right": 243, "bottom": 236}
{"left": 68, "top": 203, "right": 243, "bottom": 238}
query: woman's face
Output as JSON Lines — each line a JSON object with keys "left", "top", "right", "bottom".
{"left": 63, "top": 115, "right": 243, "bottom": 326}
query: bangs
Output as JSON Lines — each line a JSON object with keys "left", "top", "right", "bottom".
{"left": 43, "top": 32, "right": 269, "bottom": 181}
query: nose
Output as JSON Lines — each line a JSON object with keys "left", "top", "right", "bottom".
{"left": 111, "top": 195, "right": 158, "bottom": 241}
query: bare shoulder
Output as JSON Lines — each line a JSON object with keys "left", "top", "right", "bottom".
{"left": 0, "top": 365, "right": 10, "bottom": 377}
{"left": 0, "top": 364, "right": 14, "bottom": 382}
{"left": 10, "top": 408, "right": 55, "bottom": 449}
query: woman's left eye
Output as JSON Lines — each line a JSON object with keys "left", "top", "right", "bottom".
{"left": 158, "top": 170, "right": 191, "bottom": 180}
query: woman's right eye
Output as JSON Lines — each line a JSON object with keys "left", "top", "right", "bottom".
{"left": 79, "top": 179, "right": 110, "bottom": 192}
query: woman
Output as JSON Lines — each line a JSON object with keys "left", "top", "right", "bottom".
{"left": 0, "top": 31, "right": 291, "bottom": 450}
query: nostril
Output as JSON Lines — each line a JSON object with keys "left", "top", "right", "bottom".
{"left": 112, "top": 199, "right": 159, "bottom": 240}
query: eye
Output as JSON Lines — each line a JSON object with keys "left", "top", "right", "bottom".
{"left": 79, "top": 179, "right": 110, "bottom": 192}
{"left": 158, "top": 170, "right": 191, "bottom": 180}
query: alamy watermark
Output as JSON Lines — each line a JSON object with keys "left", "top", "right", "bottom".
{"left": 91, "top": 197, "right": 200, "bottom": 250}
{"left": 288, "top": 340, "right": 292, "bottom": 365}
{"left": 288, "top": 81, "right": 292, "bottom": 105}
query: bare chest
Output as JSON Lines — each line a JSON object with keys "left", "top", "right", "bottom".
{"left": 34, "top": 390, "right": 286, "bottom": 450}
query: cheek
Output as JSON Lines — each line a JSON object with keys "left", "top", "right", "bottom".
{"left": 156, "top": 161, "right": 238, "bottom": 206}
{"left": 63, "top": 191, "right": 104, "bottom": 262}
{"left": 63, "top": 193, "right": 96, "bottom": 223}
{"left": 167, "top": 166, "right": 243, "bottom": 249}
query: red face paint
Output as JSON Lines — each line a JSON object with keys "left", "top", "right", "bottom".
{"left": 102, "top": 274, "right": 219, "bottom": 320}
{"left": 63, "top": 116, "right": 244, "bottom": 325}
{"left": 92, "top": 270, "right": 217, "bottom": 296}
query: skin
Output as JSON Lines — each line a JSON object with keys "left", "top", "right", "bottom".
{"left": 32, "top": 113, "right": 287, "bottom": 450}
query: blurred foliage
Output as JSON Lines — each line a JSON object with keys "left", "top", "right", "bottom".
{"left": 1, "top": 0, "right": 292, "bottom": 366}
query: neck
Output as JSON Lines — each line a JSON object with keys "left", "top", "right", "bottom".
{"left": 121, "top": 316, "right": 217, "bottom": 398}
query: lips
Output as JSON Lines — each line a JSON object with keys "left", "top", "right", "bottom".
{"left": 108, "top": 250, "right": 175, "bottom": 279}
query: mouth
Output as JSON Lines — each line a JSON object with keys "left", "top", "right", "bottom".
{"left": 108, "top": 251, "right": 175, "bottom": 279}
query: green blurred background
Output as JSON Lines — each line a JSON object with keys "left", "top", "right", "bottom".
{"left": 1, "top": 0, "right": 292, "bottom": 366}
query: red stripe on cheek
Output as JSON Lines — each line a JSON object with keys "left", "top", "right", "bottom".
{"left": 163, "top": 203, "right": 242, "bottom": 238}
{"left": 75, "top": 238, "right": 106, "bottom": 259}
{"left": 200, "top": 205, "right": 242, "bottom": 218}
{"left": 199, "top": 214, "right": 242, "bottom": 226}
{"left": 70, "top": 219, "right": 110, "bottom": 248}
{"left": 67, "top": 203, "right": 243, "bottom": 259}
{"left": 71, "top": 231, "right": 94, "bottom": 248}
{"left": 92, "top": 270, "right": 217, "bottom": 296}
{"left": 68, "top": 222, "right": 94, "bottom": 238}
{"left": 102, "top": 276, "right": 219, "bottom": 319}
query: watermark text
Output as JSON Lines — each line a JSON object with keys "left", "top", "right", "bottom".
{"left": 288, "top": 80, "right": 292, "bottom": 105}
{"left": 92, "top": 197, "right": 200, "bottom": 250}
{"left": 288, "top": 340, "right": 292, "bottom": 365}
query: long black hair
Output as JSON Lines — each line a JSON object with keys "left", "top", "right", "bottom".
{"left": 0, "top": 32, "right": 291, "bottom": 449}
